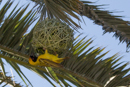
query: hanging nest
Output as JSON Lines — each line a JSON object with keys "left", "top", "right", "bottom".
{"left": 32, "top": 19, "right": 74, "bottom": 53}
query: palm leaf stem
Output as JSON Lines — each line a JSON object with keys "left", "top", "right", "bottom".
{"left": 0, "top": 44, "right": 28, "bottom": 60}
{"left": 0, "top": 52, "right": 104, "bottom": 87}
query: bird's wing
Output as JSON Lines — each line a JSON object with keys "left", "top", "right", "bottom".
{"left": 39, "top": 59, "right": 63, "bottom": 68}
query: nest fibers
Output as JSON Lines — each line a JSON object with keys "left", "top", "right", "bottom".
{"left": 32, "top": 19, "right": 74, "bottom": 52}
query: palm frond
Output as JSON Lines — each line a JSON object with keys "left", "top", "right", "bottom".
{"left": 30, "top": 0, "right": 82, "bottom": 30}
{"left": 0, "top": 0, "right": 130, "bottom": 87}
{"left": 0, "top": 0, "right": 37, "bottom": 58}
{"left": 0, "top": 1, "right": 37, "bottom": 86}
{"left": 24, "top": 35, "right": 130, "bottom": 87}
{"left": 79, "top": 1, "right": 130, "bottom": 50}
{"left": 6, "top": 60, "right": 33, "bottom": 86}
{"left": 0, "top": 68, "right": 22, "bottom": 87}
{"left": 30, "top": 0, "right": 130, "bottom": 50}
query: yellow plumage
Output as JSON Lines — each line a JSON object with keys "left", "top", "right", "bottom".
{"left": 29, "top": 50, "right": 66, "bottom": 67}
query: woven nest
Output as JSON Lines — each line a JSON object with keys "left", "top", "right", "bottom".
{"left": 32, "top": 19, "right": 74, "bottom": 52}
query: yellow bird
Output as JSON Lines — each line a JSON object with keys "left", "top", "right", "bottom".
{"left": 29, "top": 50, "right": 67, "bottom": 67}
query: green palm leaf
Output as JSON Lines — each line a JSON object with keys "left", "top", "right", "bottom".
{"left": 0, "top": 1, "right": 37, "bottom": 86}
{"left": 0, "top": 0, "right": 129, "bottom": 87}
{"left": 0, "top": 68, "right": 22, "bottom": 87}
{"left": 30, "top": 0, "right": 130, "bottom": 50}
{"left": 80, "top": 1, "right": 130, "bottom": 50}
{"left": 30, "top": 0, "right": 82, "bottom": 29}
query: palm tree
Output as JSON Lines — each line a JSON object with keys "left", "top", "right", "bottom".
{"left": 0, "top": 0, "right": 129, "bottom": 87}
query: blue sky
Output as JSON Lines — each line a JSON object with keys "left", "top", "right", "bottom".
{"left": 1, "top": 0, "right": 130, "bottom": 87}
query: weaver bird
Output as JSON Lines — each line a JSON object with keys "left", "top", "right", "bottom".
{"left": 29, "top": 50, "right": 67, "bottom": 67}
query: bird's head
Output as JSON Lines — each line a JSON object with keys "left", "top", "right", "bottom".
{"left": 29, "top": 55, "right": 38, "bottom": 62}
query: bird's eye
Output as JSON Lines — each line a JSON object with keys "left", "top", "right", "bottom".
{"left": 32, "top": 58, "right": 34, "bottom": 60}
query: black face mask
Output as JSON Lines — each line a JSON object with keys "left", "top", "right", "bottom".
{"left": 30, "top": 55, "right": 38, "bottom": 62}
